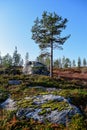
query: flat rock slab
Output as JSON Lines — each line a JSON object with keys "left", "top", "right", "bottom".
{"left": 0, "top": 87, "right": 81, "bottom": 125}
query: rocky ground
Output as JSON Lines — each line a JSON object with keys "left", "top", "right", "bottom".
{"left": 0, "top": 87, "right": 81, "bottom": 125}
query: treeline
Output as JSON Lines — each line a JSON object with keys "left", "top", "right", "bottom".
{"left": 36, "top": 55, "right": 87, "bottom": 68}
{"left": 54, "top": 56, "right": 87, "bottom": 68}
{"left": 0, "top": 47, "right": 87, "bottom": 69}
{"left": 0, "top": 47, "right": 24, "bottom": 68}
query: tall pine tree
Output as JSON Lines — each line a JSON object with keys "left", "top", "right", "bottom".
{"left": 31, "top": 11, "right": 70, "bottom": 77}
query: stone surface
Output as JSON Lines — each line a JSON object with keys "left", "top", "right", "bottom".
{"left": 1, "top": 97, "right": 16, "bottom": 110}
{"left": 8, "top": 80, "right": 21, "bottom": 85}
{"left": 23, "top": 61, "right": 49, "bottom": 75}
{"left": 0, "top": 87, "right": 81, "bottom": 125}
{"left": 16, "top": 93, "right": 81, "bottom": 124}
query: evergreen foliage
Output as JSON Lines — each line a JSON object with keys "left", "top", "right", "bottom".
{"left": 77, "top": 57, "right": 81, "bottom": 68}
{"left": 83, "top": 58, "right": 87, "bottom": 67}
{"left": 31, "top": 11, "right": 70, "bottom": 77}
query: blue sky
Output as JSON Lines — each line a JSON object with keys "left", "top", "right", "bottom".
{"left": 0, "top": 0, "right": 87, "bottom": 62}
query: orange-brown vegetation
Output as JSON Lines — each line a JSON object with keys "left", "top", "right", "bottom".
{"left": 54, "top": 67, "right": 87, "bottom": 79}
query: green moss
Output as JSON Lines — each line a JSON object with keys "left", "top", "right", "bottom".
{"left": 38, "top": 109, "right": 47, "bottom": 115}
{"left": 17, "top": 99, "right": 33, "bottom": 108}
{"left": 41, "top": 100, "right": 69, "bottom": 111}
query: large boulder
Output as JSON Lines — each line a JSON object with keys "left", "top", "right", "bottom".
{"left": 23, "top": 61, "right": 49, "bottom": 75}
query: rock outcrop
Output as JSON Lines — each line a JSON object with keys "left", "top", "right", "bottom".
{"left": 16, "top": 92, "right": 81, "bottom": 125}
{"left": 23, "top": 61, "right": 49, "bottom": 75}
{"left": 0, "top": 87, "right": 81, "bottom": 125}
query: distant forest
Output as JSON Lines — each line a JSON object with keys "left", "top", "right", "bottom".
{"left": 0, "top": 46, "right": 87, "bottom": 68}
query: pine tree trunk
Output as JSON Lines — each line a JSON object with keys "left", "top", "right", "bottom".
{"left": 50, "top": 42, "right": 53, "bottom": 77}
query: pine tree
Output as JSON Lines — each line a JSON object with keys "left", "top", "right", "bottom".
{"left": 72, "top": 59, "right": 76, "bottom": 67}
{"left": 83, "top": 58, "right": 87, "bottom": 67}
{"left": 2, "top": 53, "right": 12, "bottom": 67}
{"left": 54, "top": 59, "right": 60, "bottom": 68}
{"left": 12, "top": 46, "right": 21, "bottom": 66}
{"left": 25, "top": 52, "right": 29, "bottom": 65}
{"left": 31, "top": 11, "right": 70, "bottom": 77}
{"left": 77, "top": 57, "right": 81, "bottom": 68}
{"left": 64, "top": 58, "right": 71, "bottom": 68}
